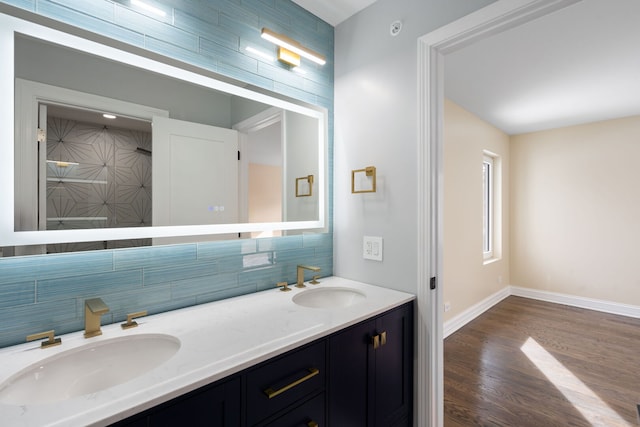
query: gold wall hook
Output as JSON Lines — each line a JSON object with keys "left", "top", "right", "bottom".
{"left": 296, "top": 175, "right": 314, "bottom": 197}
{"left": 352, "top": 166, "right": 376, "bottom": 193}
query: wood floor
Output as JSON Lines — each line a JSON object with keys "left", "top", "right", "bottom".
{"left": 444, "top": 296, "right": 640, "bottom": 426}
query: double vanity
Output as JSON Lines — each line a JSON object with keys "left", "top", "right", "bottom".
{"left": 0, "top": 277, "right": 414, "bottom": 426}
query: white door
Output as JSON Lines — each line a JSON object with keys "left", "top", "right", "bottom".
{"left": 152, "top": 116, "right": 239, "bottom": 243}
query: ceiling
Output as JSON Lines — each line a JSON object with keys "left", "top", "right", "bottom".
{"left": 291, "top": 0, "right": 376, "bottom": 26}
{"left": 294, "top": 0, "right": 640, "bottom": 135}
{"left": 444, "top": 0, "right": 640, "bottom": 135}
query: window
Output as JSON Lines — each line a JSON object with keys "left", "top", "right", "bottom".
{"left": 482, "top": 154, "right": 494, "bottom": 260}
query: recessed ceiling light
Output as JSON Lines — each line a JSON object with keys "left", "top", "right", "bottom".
{"left": 103, "top": 114, "right": 117, "bottom": 119}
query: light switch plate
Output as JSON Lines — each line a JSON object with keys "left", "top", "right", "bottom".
{"left": 363, "top": 236, "right": 383, "bottom": 261}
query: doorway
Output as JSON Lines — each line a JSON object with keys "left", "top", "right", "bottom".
{"left": 416, "top": 0, "right": 581, "bottom": 425}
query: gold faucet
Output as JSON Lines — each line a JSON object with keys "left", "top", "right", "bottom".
{"left": 296, "top": 265, "right": 321, "bottom": 288}
{"left": 276, "top": 281, "right": 292, "bottom": 292}
{"left": 84, "top": 298, "right": 109, "bottom": 338}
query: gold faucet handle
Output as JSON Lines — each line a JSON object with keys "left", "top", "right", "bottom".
{"left": 121, "top": 310, "right": 148, "bottom": 330}
{"left": 276, "top": 281, "right": 291, "bottom": 292}
{"left": 310, "top": 275, "right": 321, "bottom": 285}
{"left": 27, "top": 330, "right": 61, "bottom": 349}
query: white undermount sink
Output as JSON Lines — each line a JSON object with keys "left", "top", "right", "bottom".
{"left": 0, "top": 333, "right": 180, "bottom": 405}
{"left": 292, "top": 287, "right": 366, "bottom": 308}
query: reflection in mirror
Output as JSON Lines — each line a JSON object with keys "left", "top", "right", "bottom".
{"left": 6, "top": 22, "right": 326, "bottom": 254}
{"left": 43, "top": 104, "right": 153, "bottom": 252}
{"left": 45, "top": 104, "right": 152, "bottom": 231}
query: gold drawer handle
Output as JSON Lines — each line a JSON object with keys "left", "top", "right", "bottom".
{"left": 264, "top": 367, "right": 319, "bottom": 399}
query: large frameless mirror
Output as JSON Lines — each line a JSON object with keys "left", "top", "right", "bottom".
{"left": 0, "top": 13, "right": 328, "bottom": 255}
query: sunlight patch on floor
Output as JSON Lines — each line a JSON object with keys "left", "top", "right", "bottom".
{"left": 520, "top": 337, "right": 630, "bottom": 427}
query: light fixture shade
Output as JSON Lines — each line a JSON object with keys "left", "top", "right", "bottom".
{"left": 261, "top": 28, "right": 326, "bottom": 66}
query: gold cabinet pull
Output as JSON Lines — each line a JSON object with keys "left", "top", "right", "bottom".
{"left": 372, "top": 334, "right": 380, "bottom": 350}
{"left": 308, "top": 421, "right": 319, "bottom": 427}
{"left": 121, "top": 310, "right": 148, "bottom": 329}
{"left": 264, "top": 367, "right": 319, "bottom": 399}
{"left": 372, "top": 332, "right": 387, "bottom": 350}
{"left": 27, "top": 330, "right": 61, "bottom": 349}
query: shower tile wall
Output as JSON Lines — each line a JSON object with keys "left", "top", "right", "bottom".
{"left": 47, "top": 116, "right": 153, "bottom": 253}
{"left": 0, "top": 0, "right": 333, "bottom": 348}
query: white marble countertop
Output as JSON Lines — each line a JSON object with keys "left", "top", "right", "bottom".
{"left": 0, "top": 276, "right": 415, "bottom": 426}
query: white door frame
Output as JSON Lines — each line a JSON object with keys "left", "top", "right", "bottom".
{"left": 416, "top": 0, "right": 581, "bottom": 425}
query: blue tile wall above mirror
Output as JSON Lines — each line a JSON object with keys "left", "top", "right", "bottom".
{"left": 0, "top": 0, "right": 333, "bottom": 348}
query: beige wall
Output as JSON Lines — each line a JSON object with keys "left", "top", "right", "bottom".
{"left": 511, "top": 115, "right": 640, "bottom": 305}
{"left": 249, "top": 163, "right": 282, "bottom": 238}
{"left": 443, "top": 99, "right": 510, "bottom": 321}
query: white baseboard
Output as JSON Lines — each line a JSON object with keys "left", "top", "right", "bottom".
{"left": 443, "top": 286, "right": 510, "bottom": 338}
{"left": 444, "top": 285, "right": 640, "bottom": 338}
{"left": 510, "top": 286, "right": 640, "bottom": 319}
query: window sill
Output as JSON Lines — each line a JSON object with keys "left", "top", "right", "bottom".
{"left": 483, "top": 257, "right": 500, "bottom": 266}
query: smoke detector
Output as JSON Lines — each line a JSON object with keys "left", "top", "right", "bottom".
{"left": 390, "top": 20, "right": 402, "bottom": 36}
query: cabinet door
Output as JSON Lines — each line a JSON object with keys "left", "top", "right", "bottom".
{"left": 328, "top": 319, "right": 373, "bottom": 426}
{"left": 328, "top": 302, "right": 413, "bottom": 427}
{"left": 147, "top": 377, "right": 241, "bottom": 427}
{"left": 373, "top": 303, "right": 413, "bottom": 427}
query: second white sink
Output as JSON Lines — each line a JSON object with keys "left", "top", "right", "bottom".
{"left": 0, "top": 333, "right": 180, "bottom": 405}
{"left": 293, "top": 287, "right": 366, "bottom": 308}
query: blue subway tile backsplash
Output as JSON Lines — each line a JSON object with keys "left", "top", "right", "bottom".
{"left": 0, "top": 0, "right": 333, "bottom": 348}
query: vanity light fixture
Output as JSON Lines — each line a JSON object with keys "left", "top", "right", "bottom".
{"left": 245, "top": 46, "right": 274, "bottom": 61}
{"left": 278, "top": 47, "right": 301, "bottom": 67}
{"left": 261, "top": 28, "right": 326, "bottom": 66}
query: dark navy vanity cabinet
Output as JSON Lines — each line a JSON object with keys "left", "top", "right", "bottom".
{"left": 112, "top": 302, "right": 413, "bottom": 427}
{"left": 247, "top": 341, "right": 326, "bottom": 426}
{"left": 329, "top": 303, "right": 413, "bottom": 427}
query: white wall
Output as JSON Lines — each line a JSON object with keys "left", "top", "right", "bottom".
{"left": 334, "top": 0, "right": 496, "bottom": 293}
{"left": 283, "top": 111, "right": 320, "bottom": 223}
{"left": 511, "top": 115, "right": 640, "bottom": 305}
{"left": 443, "top": 99, "right": 510, "bottom": 321}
